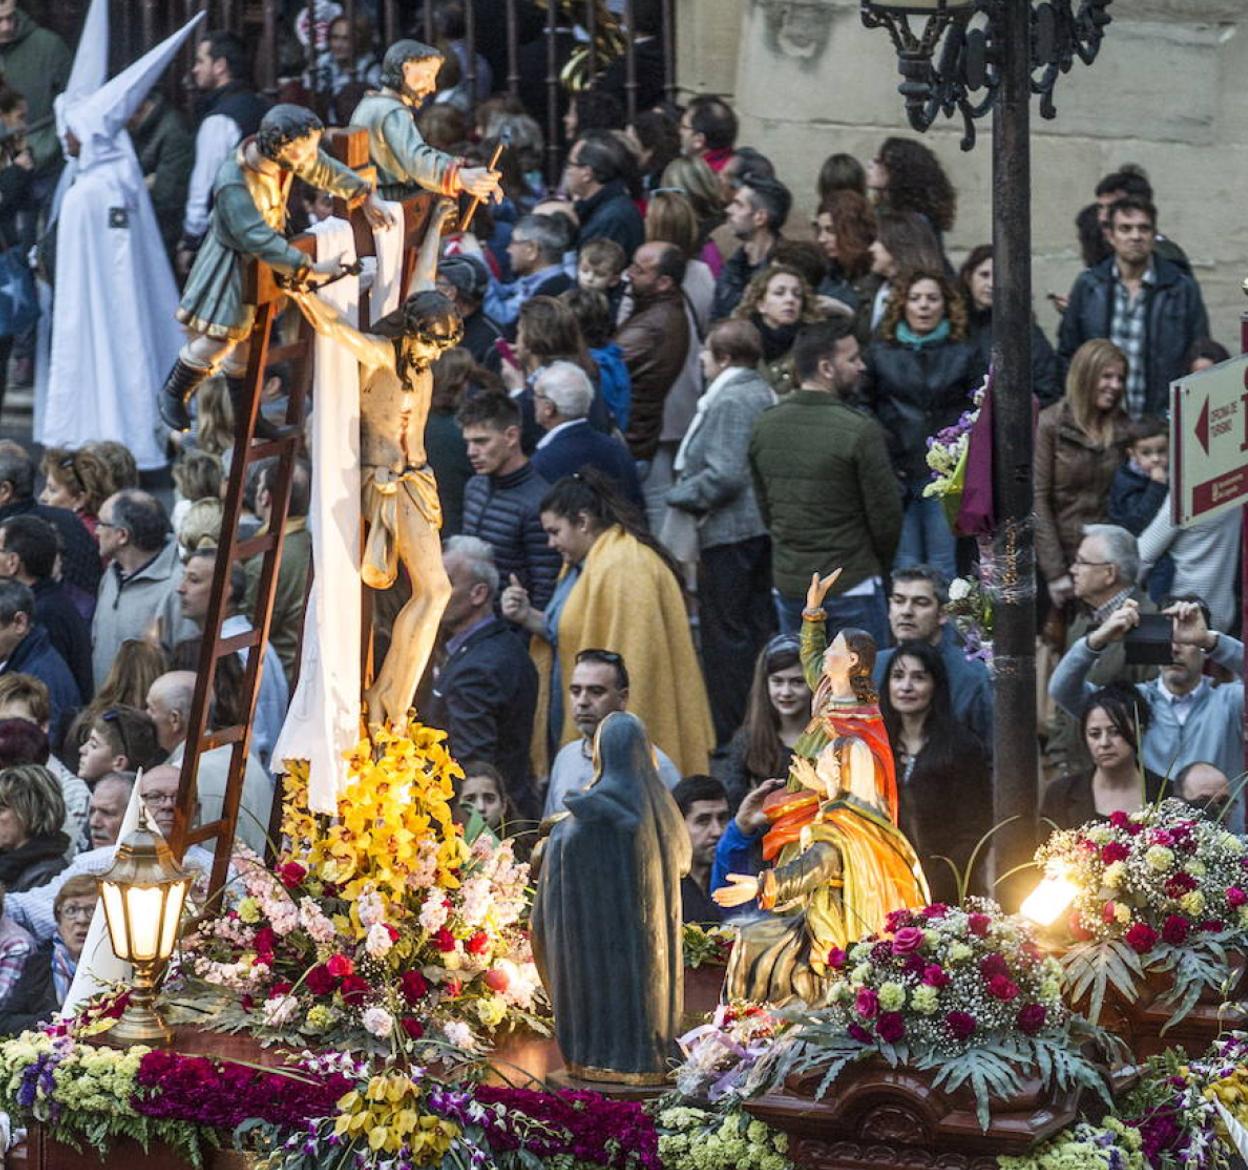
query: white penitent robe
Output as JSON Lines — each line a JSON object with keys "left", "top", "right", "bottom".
{"left": 38, "top": 15, "right": 203, "bottom": 470}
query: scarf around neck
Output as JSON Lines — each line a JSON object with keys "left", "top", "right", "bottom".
{"left": 896, "top": 318, "right": 952, "bottom": 347}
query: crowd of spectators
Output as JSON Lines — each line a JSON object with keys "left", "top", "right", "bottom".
{"left": 0, "top": 0, "right": 1235, "bottom": 1024}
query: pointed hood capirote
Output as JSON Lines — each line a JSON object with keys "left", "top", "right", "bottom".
{"left": 53, "top": 0, "right": 109, "bottom": 144}
{"left": 63, "top": 11, "right": 205, "bottom": 170}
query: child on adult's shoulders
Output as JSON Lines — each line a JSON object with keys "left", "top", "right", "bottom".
{"left": 1108, "top": 415, "right": 1173, "bottom": 602}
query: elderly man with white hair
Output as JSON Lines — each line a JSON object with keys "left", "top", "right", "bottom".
{"left": 530, "top": 360, "right": 643, "bottom": 507}
{"left": 145, "top": 670, "right": 274, "bottom": 855}
{"left": 427, "top": 536, "right": 539, "bottom": 817}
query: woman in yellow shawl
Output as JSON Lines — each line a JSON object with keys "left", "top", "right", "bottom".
{"left": 500, "top": 469, "right": 714, "bottom": 778}
{"left": 715, "top": 570, "right": 929, "bottom": 1005}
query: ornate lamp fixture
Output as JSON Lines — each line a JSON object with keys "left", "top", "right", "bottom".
{"left": 860, "top": 0, "right": 1114, "bottom": 149}
{"left": 97, "top": 818, "right": 192, "bottom": 1047}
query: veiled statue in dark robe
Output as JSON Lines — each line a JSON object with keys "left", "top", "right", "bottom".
{"left": 531, "top": 711, "right": 690, "bottom": 1084}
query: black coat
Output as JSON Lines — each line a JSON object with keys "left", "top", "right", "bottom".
{"left": 1108, "top": 462, "right": 1168, "bottom": 536}
{"left": 530, "top": 421, "right": 644, "bottom": 510}
{"left": 0, "top": 500, "right": 99, "bottom": 602}
{"left": 31, "top": 579, "right": 92, "bottom": 703}
{"left": 427, "top": 616, "right": 538, "bottom": 806}
{"left": 1057, "top": 255, "right": 1209, "bottom": 417}
{"left": 575, "top": 179, "right": 644, "bottom": 258}
{"left": 967, "top": 310, "right": 1060, "bottom": 406}
{"left": 461, "top": 463, "right": 563, "bottom": 610}
{"left": 0, "top": 832, "right": 69, "bottom": 893}
{"left": 895, "top": 724, "right": 991, "bottom": 906}
{"left": 3, "top": 624, "right": 80, "bottom": 749}
{"left": 0, "top": 937, "right": 56, "bottom": 1034}
{"left": 1041, "top": 768, "right": 1170, "bottom": 831}
{"left": 861, "top": 335, "right": 986, "bottom": 487}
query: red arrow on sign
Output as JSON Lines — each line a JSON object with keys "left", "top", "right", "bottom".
{"left": 1195, "top": 395, "right": 1210, "bottom": 455}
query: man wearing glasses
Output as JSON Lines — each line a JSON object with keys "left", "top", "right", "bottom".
{"left": 563, "top": 132, "right": 643, "bottom": 257}
{"left": 542, "top": 649, "right": 681, "bottom": 819}
{"left": 1046, "top": 523, "right": 1157, "bottom": 775}
{"left": 483, "top": 213, "right": 574, "bottom": 333}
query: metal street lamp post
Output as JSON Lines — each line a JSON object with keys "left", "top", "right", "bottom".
{"left": 859, "top": 0, "right": 1114, "bottom": 903}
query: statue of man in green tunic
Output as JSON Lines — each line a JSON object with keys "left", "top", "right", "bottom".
{"left": 158, "top": 104, "right": 393, "bottom": 437}
{"left": 349, "top": 40, "right": 501, "bottom": 203}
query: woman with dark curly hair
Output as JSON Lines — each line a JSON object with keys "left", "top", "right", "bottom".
{"left": 732, "top": 263, "right": 822, "bottom": 394}
{"left": 958, "top": 243, "right": 1060, "bottom": 405}
{"left": 813, "top": 190, "right": 881, "bottom": 339}
{"left": 861, "top": 268, "right": 985, "bottom": 576}
{"left": 867, "top": 137, "right": 957, "bottom": 244}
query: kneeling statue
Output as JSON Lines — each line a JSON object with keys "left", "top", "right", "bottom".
{"left": 715, "top": 570, "right": 930, "bottom": 1006}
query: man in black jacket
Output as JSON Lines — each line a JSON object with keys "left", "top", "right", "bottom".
{"left": 429, "top": 536, "right": 538, "bottom": 816}
{"left": 458, "top": 392, "right": 562, "bottom": 613}
{"left": 1057, "top": 196, "right": 1208, "bottom": 419}
{"left": 712, "top": 173, "right": 789, "bottom": 320}
{"left": 436, "top": 255, "right": 502, "bottom": 370}
{"left": 176, "top": 29, "right": 268, "bottom": 276}
{"left": 564, "top": 131, "right": 643, "bottom": 257}
{"left": 0, "top": 515, "right": 91, "bottom": 702}
{"left": 0, "top": 579, "right": 79, "bottom": 749}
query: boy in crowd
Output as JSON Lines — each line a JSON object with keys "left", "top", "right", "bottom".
{"left": 1108, "top": 416, "right": 1172, "bottom": 601}
{"left": 577, "top": 237, "right": 628, "bottom": 321}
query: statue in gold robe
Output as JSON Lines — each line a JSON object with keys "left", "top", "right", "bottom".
{"left": 716, "top": 570, "right": 930, "bottom": 1005}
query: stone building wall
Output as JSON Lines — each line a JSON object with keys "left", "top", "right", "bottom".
{"left": 677, "top": 0, "right": 1247, "bottom": 353}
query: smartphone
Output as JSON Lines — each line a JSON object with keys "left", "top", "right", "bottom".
{"left": 1123, "top": 612, "right": 1172, "bottom": 666}
{"left": 494, "top": 338, "right": 518, "bottom": 368}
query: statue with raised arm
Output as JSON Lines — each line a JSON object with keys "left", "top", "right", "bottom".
{"left": 715, "top": 569, "right": 930, "bottom": 1006}
{"left": 292, "top": 197, "right": 463, "bottom": 728}
{"left": 158, "top": 104, "right": 393, "bottom": 438}
{"left": 350, "top": 40, "right": 500, "bottom": 203}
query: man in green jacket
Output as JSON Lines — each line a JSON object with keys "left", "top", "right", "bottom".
{"left": 749, "top": 318, "right": 902, "bottom": 647}
{"left": 0, "top": 2, "right": 70, "bottom": 182}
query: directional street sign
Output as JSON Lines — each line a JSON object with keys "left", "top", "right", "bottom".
{"left": 1171, "top": 354, "right": 1248, "bottom": 527}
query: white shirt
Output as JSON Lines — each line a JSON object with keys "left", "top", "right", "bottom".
{"left": 543, "top": 734, "right": 681, "bottom": 818}
{"left": 1155, "top": 674, "right": 1204, "bottom": 727}
{"left": 183, "top": 113, "right": 242, "bottom": 239}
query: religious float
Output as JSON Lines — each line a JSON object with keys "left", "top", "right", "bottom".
{"left": 11, "top": 1, "right": 1248, "bottom": 1163}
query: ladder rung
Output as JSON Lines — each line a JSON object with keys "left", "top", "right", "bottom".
{"left": 235, "top": 532, "right": 278, "bottom": 560}
{"left": 198, "top": 726, "right": 247, "bottom": 751}
{"left": 217, "top": 630, "right": 259, "bottom": 657}
{"left": 241, "top": 431, "right": 302, "bottom": 462}
{"left": 185, "top": 819, "right": 229, "bottom": 846}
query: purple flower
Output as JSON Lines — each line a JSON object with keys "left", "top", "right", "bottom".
{"left": 946, "top": 1011, "right": 977, "bottom": 1040}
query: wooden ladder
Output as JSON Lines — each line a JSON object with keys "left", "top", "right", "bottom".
{"left": 166, "top": 128, "right": 436, "bottom": 899}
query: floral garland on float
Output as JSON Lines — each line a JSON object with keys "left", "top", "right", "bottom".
{"left": 165, "top": 724, "right": 546, "bottom": 1056}
{"left": 1000, "top": 1032, "right": 1248, "bottom": 1170}
{"left": 678, "top": 900, "right": 1118, "bottom": 1129}
{"left": 1029, "top": 798, "right": 1248, "bottom": 1027}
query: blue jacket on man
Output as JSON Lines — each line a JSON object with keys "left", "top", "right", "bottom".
{"left": 531, "top": 419, "right": 644, "bottom": 511}
{"left": 1057, "top": 255, "right": 1208, "bottom": 418}
{"left": 427, "top": 615, "right": 538, "bottom": 812}
{"left": 1050, "top": 631, "right": 1245, "bottom": 820}
{"left": 873, "top": 625, "right": 994, "bottom": 751}
{"left": 3, "top": 623, "right": 80, "bottom": 749}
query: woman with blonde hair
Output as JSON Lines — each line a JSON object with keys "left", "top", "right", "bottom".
{"left": 732, "top": 263, "right": 822, "bottom": 394}
{"left": 644, "top": 189, "right": 714, "bottom": 331}
{"left": 861, "top": 268, "right": 983, "bottom": 576}
{"left": 1035, "top": 338, "right": 1129, "bottom": 607}
{"left": 177, "top": 497, "right": 224, "bottom": 556}
{"left": 38, "top": 448, "right": 115, "bottom": 539}
{"left": 191, "top": 375, "right": 235, "bottom": 458}
{"left": 658, "top": 154, "right": 726, "bottom": 276}
{"left": 171, "top": 449, "right": 223, "bottom": 533}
